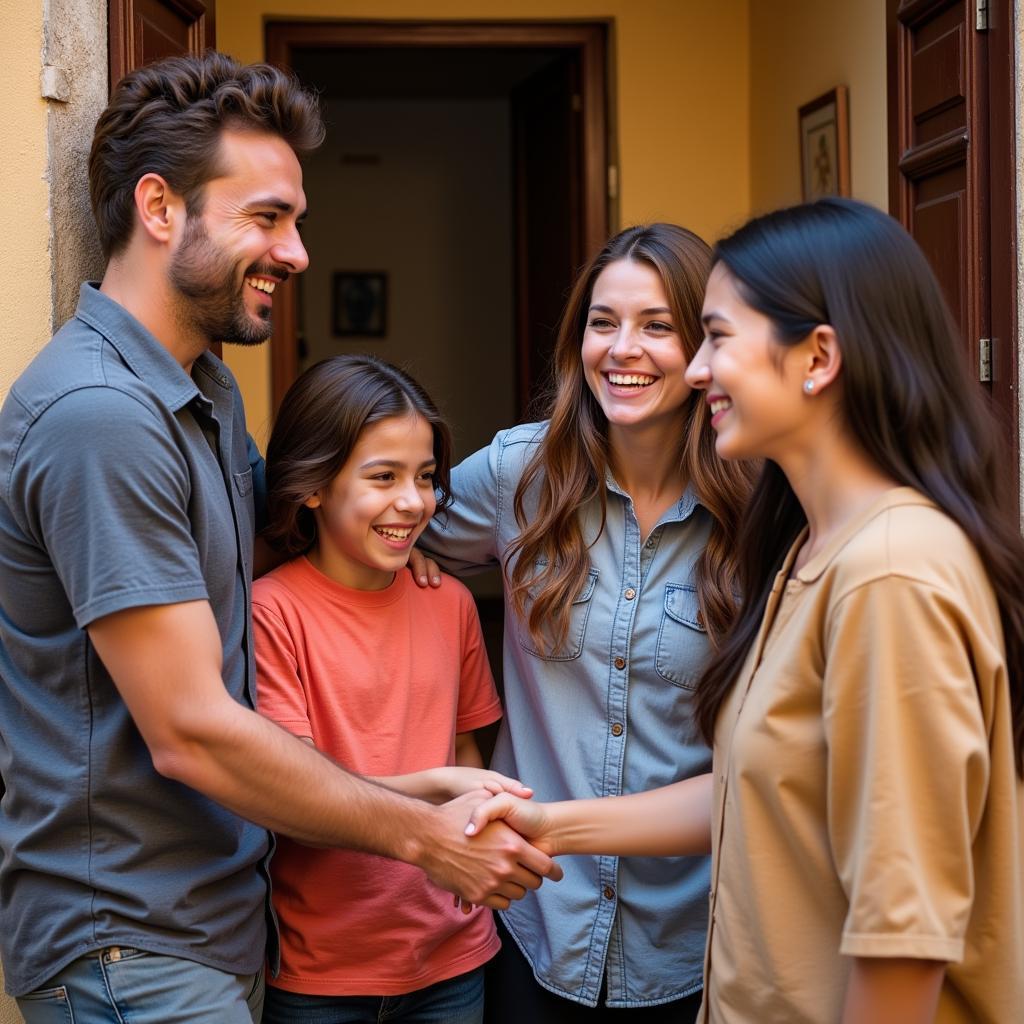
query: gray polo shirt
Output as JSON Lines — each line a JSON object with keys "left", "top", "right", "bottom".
{"left": 0, "top": 284, "right": 273, "bottom": 996}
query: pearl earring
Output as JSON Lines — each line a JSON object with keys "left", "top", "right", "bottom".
{"left": 803, "top": 379, "right": 815, "bottom": 394}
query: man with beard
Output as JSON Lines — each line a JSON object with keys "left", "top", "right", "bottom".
{"left": 0, "top": 53, "right": 557, "bottom": 1024}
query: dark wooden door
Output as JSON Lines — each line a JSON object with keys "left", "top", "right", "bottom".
{"left": 109, "top": 0, "right": 216, "bottom": 88}
{"left": 512, "top": 53, "right": 584, "bottom": 417}
{"left": 888, "top": 0, "right": 1018, "bottom": 505}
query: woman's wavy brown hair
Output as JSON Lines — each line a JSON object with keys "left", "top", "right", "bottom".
{"left": 506, "top": 224, "right": 757, "bottom": 654}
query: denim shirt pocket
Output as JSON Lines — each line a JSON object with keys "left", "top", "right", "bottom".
{"left": 655, "top": 583, "right": 709, "bottom": 690}
{"left": 233, "top": 467, "right": 254, "bottom": 497}
{"left": 517, "top": 566, "right": 600, "bottom": 662}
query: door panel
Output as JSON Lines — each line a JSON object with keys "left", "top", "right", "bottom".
{"left": 891, "top": 0, "right": 980, "bottom": 351}
{"left": 109, "top": 0, "right": 216, "bottom": 89}
{"left": 914, "top": 188, "right": 964, "bottom": 329}
{"left": 888, "top": 0, "right": 1018, "bottom": 510}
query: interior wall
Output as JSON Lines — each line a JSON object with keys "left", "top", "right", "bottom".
{"left": 748, "top": 0, "right": 888, "bottom": 213}
{"left": 215, "top": 0, "right": 752, "bottom": 438}
{"left": 300, "top": 97, "right": 515, "bottom": 460}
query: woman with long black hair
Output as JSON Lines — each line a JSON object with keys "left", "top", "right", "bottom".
{"left": 465, "top": 198, "right": 1024, "bottom": 1023}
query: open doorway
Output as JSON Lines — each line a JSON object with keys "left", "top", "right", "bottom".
{"left": 265, "top": 20, "right": 611, "bottom": 704}
{"left": 265, "top": 20, "right": 610, "bottom": 434}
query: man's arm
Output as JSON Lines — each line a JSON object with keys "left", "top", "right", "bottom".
{"left": 88, "top": 599, "right": 560, "bottom": 907}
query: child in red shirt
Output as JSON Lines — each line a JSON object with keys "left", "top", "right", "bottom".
{"left": 254, "top": 355, "right": 523, "bottom": 1023}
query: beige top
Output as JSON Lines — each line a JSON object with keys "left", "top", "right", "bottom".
{"left": 701, "top": 489, "right": 1023, "bottom": 1024}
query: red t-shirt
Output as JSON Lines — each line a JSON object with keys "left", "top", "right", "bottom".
{"left": 253, "top": 557, "right": 502, "bottom": 995}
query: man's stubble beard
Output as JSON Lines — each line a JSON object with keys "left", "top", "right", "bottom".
{"left": 168, "top": 215, "right": 273, "bottom": 347}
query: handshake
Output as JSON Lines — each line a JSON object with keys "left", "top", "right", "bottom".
{"left": 410, "top": 765, "right": 562, "bottom": 912}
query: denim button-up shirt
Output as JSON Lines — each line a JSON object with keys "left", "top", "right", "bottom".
{"left": 420, "top": 423, "right": 712, "bottom": 1008}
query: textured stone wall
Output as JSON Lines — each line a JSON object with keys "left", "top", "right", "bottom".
{"left": 42, "top": 0, "right": 107, "bottom": 329}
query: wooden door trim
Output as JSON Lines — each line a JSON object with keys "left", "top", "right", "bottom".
{"left": 984, "top": 0, "right": 1018, "bottom": 492}
{"left": 108, "top": 0, "right": 216, "bottom": 89}
{"left": 264, "top": 18, "right": 610, "bottom": 415}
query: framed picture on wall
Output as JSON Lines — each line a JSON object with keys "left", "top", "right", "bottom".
{"left": 798, "top": 86, "right": 850, "bottom": 201}
{"left": 332, "top": 271, "right": 388, "bottom": 337}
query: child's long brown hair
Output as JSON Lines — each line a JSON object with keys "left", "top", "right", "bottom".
{"left": 263, "top": 355, "right": 452, "bottom": 557}
{"left": 507, "top": 224, "right": 757, "bottom": 654}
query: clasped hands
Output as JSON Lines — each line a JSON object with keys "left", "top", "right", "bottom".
{"left": 426, "top": 766, "right": 558, "bottom": 914}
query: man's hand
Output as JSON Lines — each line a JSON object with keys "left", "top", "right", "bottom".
{"left": 417, "top": 791, "right": 563, "bottom": 909}
{"left": 407, "top": 547, "right": 442, "bottom": 588}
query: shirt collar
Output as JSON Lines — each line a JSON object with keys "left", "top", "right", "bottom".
{"left": 793, "top": 486, "right": 934, "bottom": 583}
{"left": 603, "top": 468, "right": 703, "bottom": 523}
{"left": 73, "top": 283, "right": 232, "bottom": 412}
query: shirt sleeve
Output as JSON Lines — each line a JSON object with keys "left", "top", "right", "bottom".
{"left": 419, "top": 434, "right": 506, "bottom": 574}
{"left": 823, "top": 574, "right": 990, "bottom": 963}
{"left": 10, "top": 387, "right": 208, "bottom": 627}
{"left": 453, "top": 585, "right": 502, "bottom": 733}
{"left": 253, "top": 593, "right": 313, "bottom": 739}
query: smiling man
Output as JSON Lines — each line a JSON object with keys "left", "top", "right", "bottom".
{"left": 0, "top": 53, "right": 557, "bottom": 1024}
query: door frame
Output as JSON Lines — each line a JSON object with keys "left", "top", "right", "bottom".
{"left": 264, "top": 19, "right": 610, "bottom": 414}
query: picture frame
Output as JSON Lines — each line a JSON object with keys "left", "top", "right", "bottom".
{"left": 798, "top": 86, "right": 850, "bottom": 201}
{"left": 332, "top": 271, "right": 388, "bottom": 338}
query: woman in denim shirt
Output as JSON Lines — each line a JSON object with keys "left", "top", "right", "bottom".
{"left": 416, "top": 224, "right": 753, "bottom": 1022}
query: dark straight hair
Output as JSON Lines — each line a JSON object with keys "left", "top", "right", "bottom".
{"left": 693, "top": 197, "right": 1024, "bottom": 775}
{"left": 264, "top": 355, "right": 453, "bottom": 557}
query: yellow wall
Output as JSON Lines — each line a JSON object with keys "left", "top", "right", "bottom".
{"left": 0, "top": 2, "right": 48, "bottom": 1004}
{"left": 749, "top": 0, "right": 888, "bottom": 213}
{"left": 215, "top": 0, "right": 752, "bottom": 436}
{"left": 0, "top": 0, "right": 52, "bottom": 402}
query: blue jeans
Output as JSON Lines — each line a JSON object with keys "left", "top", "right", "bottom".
{"left": 16, "top": 946, "right": 264, "bottom": 1023}
{"left": 262, "top": 967, "right": 484, "bottom": 1024}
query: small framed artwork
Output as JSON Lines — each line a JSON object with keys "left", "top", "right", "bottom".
{"left": 798, "top": 86, "right": 850, "bottom": 201}
{"left": 332, "top": 271, "right": 388, "bottom": 338}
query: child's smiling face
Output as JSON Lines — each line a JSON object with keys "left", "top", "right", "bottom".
{"left": 304, "top": 412, "right": 438, "bottom": 590}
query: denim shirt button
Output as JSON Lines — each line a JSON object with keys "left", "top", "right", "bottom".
{"left": 614, "top": 656, "right": 626, "bottom": 670}
{"left": 611, "top": 722, "right": 624, "bottom": 736}
{"left": 603, "top": 886, "right": 616, "bottom": 900}
{"left": 624, "top": 587, "right": 636, "bottom": 600}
